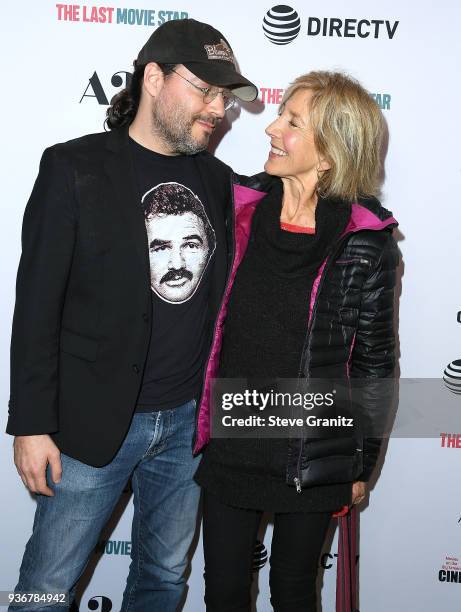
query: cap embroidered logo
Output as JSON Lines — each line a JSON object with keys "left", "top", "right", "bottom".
{"left": 204, "top": 39, "right": 235, "bottom": 64}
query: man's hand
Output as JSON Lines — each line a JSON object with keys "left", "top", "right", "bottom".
{"left": 351, "top": 481, "right": 366, "bottom": 505}
{"left": 14, "top": 435, "right": 62, "bottom": 496}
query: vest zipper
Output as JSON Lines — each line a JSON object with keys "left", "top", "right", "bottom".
{"left": 293, "top": 235, "right": 353, "bottom": 492}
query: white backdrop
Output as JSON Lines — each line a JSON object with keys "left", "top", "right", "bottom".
{"left": 1, "top": 1, "right": 460, "bottom": 611}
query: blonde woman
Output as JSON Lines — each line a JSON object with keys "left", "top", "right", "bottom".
{"left": 194, "top": 71, "right": 399, "bottom": 611}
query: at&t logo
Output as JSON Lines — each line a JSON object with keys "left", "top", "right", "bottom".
{"left": 263, "top": 5, "right": 301, "bottom": 45}
{"left": 444, "top": 360, "right": 461, "bottom": 394}
{"left": 253, "top": 539, "right": 268, "bottom": 571}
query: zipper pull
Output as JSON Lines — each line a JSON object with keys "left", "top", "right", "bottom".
{"left": 294, "top": 477, "right": 302, "bottom": 493}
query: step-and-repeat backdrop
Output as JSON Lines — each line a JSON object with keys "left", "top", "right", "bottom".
{"left": 1, "top": 2, "right": 460, "bottom": 611}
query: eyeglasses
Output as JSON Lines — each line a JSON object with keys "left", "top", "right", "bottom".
{"left": 171, "top": 69, "right": 236, "bottom": 111}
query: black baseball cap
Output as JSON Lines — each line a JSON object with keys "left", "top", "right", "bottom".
{"left": 136, "top": 18, "right": 258, "bottom": 102}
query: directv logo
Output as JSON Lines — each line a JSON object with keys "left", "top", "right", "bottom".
{"left": 262, "top": 5, "right": 399, "bottom": 44}
{"left": 263, "top": 5, "right": 301, "bottom": 45}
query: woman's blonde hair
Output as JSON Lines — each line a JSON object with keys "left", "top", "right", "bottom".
{"left": 281, "top": 71, "right": 384, "bottom": 201}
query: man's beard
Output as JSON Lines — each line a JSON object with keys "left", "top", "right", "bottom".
{"left": 151, "top": 92, "right": 219, "bottom": 155}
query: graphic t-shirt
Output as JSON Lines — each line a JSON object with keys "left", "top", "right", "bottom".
{"left": 129, "top": 137, "right": 216, "bottom": 411}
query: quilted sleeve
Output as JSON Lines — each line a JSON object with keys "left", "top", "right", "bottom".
{"left": 350, "top": 231, "right": 399, "bottom": 480}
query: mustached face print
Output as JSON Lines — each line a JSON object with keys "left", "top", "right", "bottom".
{"left": 142, "top": 182, "right": 216, "bottom": 304}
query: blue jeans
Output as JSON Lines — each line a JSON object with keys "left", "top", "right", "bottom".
{"left": 11, "top": 400, "right": 201, "bottom": 612}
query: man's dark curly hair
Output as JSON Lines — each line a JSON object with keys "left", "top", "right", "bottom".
{"left": 105, "top": 62, "right": 177, "bottom": 130}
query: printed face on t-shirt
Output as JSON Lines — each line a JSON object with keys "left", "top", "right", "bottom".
{"left": 143, "top": 183, "right": 215, "bottom": 303}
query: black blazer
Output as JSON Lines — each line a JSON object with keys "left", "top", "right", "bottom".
{"left": 7, "top": 127, "right": 232, "bottom": 466}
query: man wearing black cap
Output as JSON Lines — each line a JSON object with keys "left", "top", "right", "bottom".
{"left": 7, "top": 18, "right": 257, "bottom": 611}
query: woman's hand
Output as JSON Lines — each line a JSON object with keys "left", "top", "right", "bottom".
{"left": 351, "top": 481, "right": 366, "bottom": 505}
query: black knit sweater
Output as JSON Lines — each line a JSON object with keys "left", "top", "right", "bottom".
{"left": 195, "top": 180, "right": 353, "bottom": 512}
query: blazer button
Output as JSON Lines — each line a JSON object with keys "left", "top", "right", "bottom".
{"left": 142, "top": 313, "right": 149, "bottom": 322}
{"left": 132, "top": 364, "right": 140, "bottom": 374}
